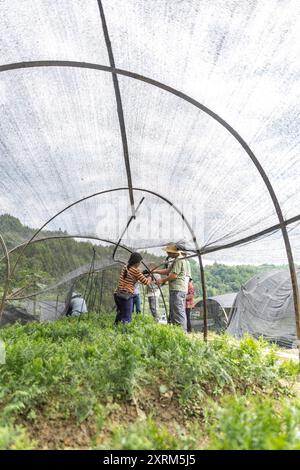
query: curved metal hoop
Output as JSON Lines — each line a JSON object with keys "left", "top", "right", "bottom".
{"left": 0, "top": 60, "right": 293, "bottom": 215}
{"left": 4, "top": 187, "right": 200, "bottom": 270}
{"left": 7, "top": 234, "right": 169, "bottom": 321}
{"left": 7, "top": 235, "right": 129, "bottom": 301}
{"left": 3, "top": 188, "right": 201, "bottom": 328}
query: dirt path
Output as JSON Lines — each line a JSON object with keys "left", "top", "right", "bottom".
{"left": 275, "top": 349, "right": 299, "bottom": 362}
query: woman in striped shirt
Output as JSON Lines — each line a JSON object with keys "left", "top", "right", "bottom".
{"left": 115, "top": 252, "right": 152, "bottom": 324}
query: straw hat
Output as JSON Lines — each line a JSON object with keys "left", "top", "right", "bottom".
{"left": 163, "top": 244, "right": 181, "bottom": 254}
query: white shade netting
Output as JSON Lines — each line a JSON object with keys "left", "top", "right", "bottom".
{"left": 0, "top": 0, "right": 300, "bottom": 292}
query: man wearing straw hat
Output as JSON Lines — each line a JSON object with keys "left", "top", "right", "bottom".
{"left": 153, "top": 244, "right": 188, "bottom": 330}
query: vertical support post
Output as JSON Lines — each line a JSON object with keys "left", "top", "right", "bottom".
{"left": 198, "top": 252, "right": 208, "bottom": 342}
{"left": 281, "top": 226, "right": 300, "bottom": 360}
{"left": 142, "top": 284, "right": 146, "bottom": 316}
{"left": 33, "top": 293, "right": 37, "bottom": 317}
{"left": 99, "top": 271, "right": 104, "bottom": 314}
{"left": 0, "top": 234, "right": 11, "bottom": 321}
{"left": 55, "top": 293, "right": 59, "bottom": 318}
{"left": 32, "top": 279, "right": 37, "bottom": 317}
{"left": 91, "top": 274, "right": 98, "bottom": 313}
{"left": 95, "top": 274, "right": 100, "bottom": 313}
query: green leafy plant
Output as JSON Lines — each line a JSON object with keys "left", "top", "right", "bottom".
{"left": 0, "top": 422, "right": 34, "bottom": 450}
{"left": 205, "top": 396, "right": 300, "bottom": 450}
{"left": 98, "top": 418, "right": 198, "bottom": 450}
{"left": 0, "top": 314, "right": 298, "bottom": 449}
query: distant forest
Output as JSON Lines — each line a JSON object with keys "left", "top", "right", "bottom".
{"left": 190, "top": 259, "right": 286, "bottom": 299}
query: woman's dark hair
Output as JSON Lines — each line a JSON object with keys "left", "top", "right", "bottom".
{"left": 123, "top": 252, "right": 143, "bottom": 278}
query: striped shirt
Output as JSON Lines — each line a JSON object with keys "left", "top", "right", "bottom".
{"left": 117, "top": 266, "right": 149, "bottom": 295}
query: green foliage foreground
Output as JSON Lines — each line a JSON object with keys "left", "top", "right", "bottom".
{"left": 0, "top": 314, "right": 299, "bottom": 450}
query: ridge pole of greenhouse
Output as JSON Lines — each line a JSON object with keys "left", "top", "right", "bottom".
{"left": 97, "top": 0, "right": 136, "bottom": 217}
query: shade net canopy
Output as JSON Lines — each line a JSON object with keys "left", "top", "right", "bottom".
{"left": 0, "top": 0, "right": 300, "bottom": 274}
{"left": 227, "top": 269, "right": 300, "bottom": 348}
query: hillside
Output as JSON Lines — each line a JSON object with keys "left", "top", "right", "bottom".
{"left": 0, "top": 214, "right": 67, "bottom": 250}
{"left": 0, "top": 315, "right": 299, "bottom": 450}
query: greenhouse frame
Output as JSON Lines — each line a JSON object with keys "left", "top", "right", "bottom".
{"left": 0, "top": 1, "right": 300, "bottom": 357}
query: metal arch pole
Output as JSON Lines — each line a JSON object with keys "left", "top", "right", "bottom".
{"left": 2, "top": 185, "right": 203, "bottom": 293}
{"left": 0, "top": 63, "right": 299, "bottom": 353}
{"left": 131, "top": 187, "right": 208, "bottom": 339}
{"left": 130, "top": 213, "right": 300, "bottom": 257}
{"left": 6, "top": 234, "right": 164, "bottom": 302}
{"left": 4, "top": 212, "right": 300, "bottom": 264}
{"left": 62, "top": 187, "right": 205, "bottom": 335}
{"left": 8, "top": 234, "right": 133, "bottom": 257}
{"left": 3, "top": 187, "right": 203, "bottom": 328}
{"left": 6, "top": 188, "right": 126, "bottom": 287}
{"left": 5, "top": 233, "right": 131, "bottom": 302}
{"left": 201, "top": 215, "right": 300, "bottom": 255}
{"left": 112, "top": 197, "right": 145, "bottom": 260}
{"left": 0, "top": 234, "right": 10, "bottom": 320}
{"left": 97, "top": 0, "right": 136, "bottom": 217}
{"left": 7, "top": 235, "right": 133, "bottom": 301}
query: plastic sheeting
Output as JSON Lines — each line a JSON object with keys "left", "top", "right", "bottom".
{"left": 194, "top": 293, "right": 236, "bottom": 332}
{"left": 0, "top": 0, "right": 300, "bottom": 272}
{"left": 227, "top": 269, "right": 299, "bottom": 348}
{"left": 0, "top": 304, "right": 37, "bottom": 327}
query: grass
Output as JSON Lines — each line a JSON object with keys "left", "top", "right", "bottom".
{"left": 0, "top": 314, "right": 299, "bottom": 449}
{"left": 205, "top": 396, "right": 300, "bottom": 450}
